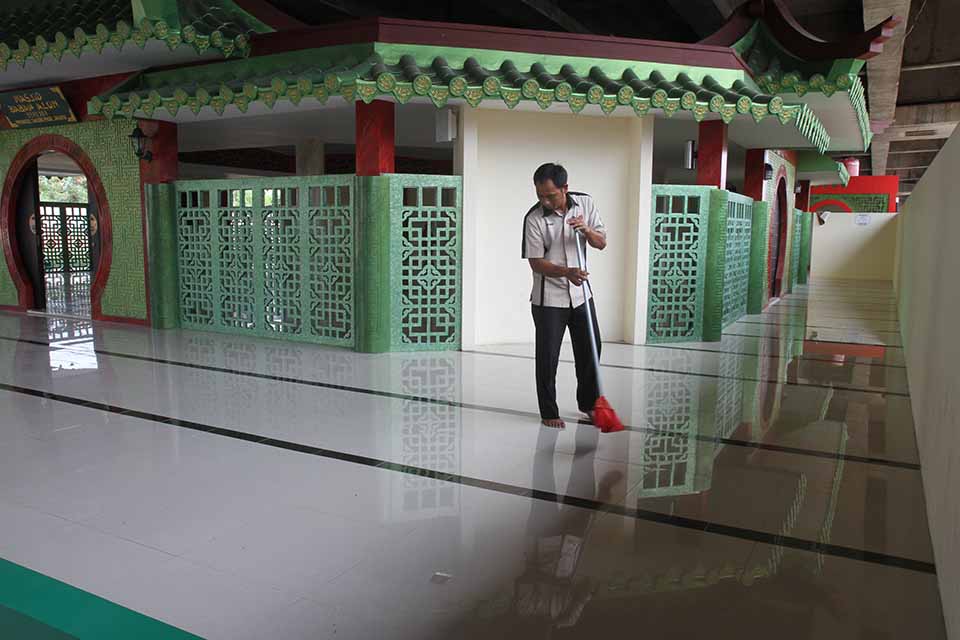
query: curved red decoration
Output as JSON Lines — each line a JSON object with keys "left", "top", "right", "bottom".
{"left": 1, "top": 134, "right": 113, "bottom": 320}
{"left": 701, "top": 0, "right": 902, "bottom": 61}
{"left": 810, "top": 198, "right": 853, "bottom": 213}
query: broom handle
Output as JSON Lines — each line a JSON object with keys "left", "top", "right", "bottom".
{"left": 574, "top": 231, "right": 604, "bottom": 397}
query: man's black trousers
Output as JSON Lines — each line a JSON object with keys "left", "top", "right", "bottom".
{"left": 531, "top": 299, "right": 601, "bottom": 420}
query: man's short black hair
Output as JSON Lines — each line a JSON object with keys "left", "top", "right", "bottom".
{"left": 533, "top": 163, "right": 568, "bottom": 187}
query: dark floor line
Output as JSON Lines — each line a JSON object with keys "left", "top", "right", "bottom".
{"left": 759, "top": 312, "right": 902, "bottom": 322}
{"left": 721, "top": 332, "right": 904, "bottom": 349}
{"left": 772, "top": 303, "right": 900, "bottom": 312}
{"left": 463, "top": 349, "right": 910, "bottom": 398}
{"left": 0, "top": 381, "right": 933, "bottom": 574}
{"left": 603, "top": 341, "right": 907, "bottom": 369}
{"left": 0, "top": 335, "right": 918, "bottom": 470}
{"left": 733, "top": 319, "right": 902, "bottom": 334}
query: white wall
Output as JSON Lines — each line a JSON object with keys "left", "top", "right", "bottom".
{"left": 896, "top": 127, "right": 960, "bottom": 640}
{"left": 810, "top": 212, "right": 900, "bottom": 282}
{"left": 458, "top": 108, "right": 651, "bottom": 346}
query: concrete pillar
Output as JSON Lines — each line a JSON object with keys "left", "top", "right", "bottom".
{"left": 455, "top": 106, "right": 480, "bottom": 350}
{"left": 696, "top": 120, "right": 728, "bottom": 189}
{"left": 623, "top": 114, "right": 655, "bottom": 344}
{"left": 295, "top": 138, "right": 325, "bottom": 175}
{"left": 355, "top": 100, "right": 395, "bottom": 176}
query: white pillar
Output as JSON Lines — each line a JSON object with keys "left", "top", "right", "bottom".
{"left": 623, "top": 114, "right": 655, "bottom": 344}
{"left": 455, "top": 107, "right": 480, "bottom": 350}
{"left": 295, "top": 138, "right": 325, "bottom": 175}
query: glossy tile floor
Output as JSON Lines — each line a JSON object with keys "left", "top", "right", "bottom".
{"left": 0, "top": 279, "right": 945, "bottom": 638}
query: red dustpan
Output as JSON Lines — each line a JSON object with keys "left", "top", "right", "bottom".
{"left": 574, "top": 233, "right": 624, "bottom": 434}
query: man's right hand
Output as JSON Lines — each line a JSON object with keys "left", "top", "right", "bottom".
{"left": 565, "top": 267, "right": 589, "bottom": 286}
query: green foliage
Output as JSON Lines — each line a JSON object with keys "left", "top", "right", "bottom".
{"left": 38, "top": 175, "right": 88, "bottom": 203}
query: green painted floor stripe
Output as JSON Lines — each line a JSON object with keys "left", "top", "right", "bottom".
{"left": 0, "top": 558, "right": 201, "bottom": 640}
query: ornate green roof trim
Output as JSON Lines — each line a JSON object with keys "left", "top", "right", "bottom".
{"left": 89, "top": 44, "right": 832, "bottom": 152}
{"left": 735, "top": 23, "right": 872, "bottom": 151}
{"left": 0, "top": 0, "right": 272, "bottom": 71}
{"left": 837, "top": 160, "right": 851, "bottom": 187}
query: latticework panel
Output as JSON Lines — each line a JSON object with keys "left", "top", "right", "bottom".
{"left": 262, "top": 188, "right": 304, "bottom": 336}
{"left": 64, "top": 205, "right": 91, "bottom": 272}
{"left": 308, "top": 185, "right": 354, "bottom": 342}
{"left": 39, "top": 203, "right": 92, "bottom": 275}
{"left": 175, "top": 177, "right": 355, "bottom": 347}
{"left": 390, "top": 176, "right": 462, "bottom": 350}
{"left": 177, "top": 190, "right": 215, "bottom": 327}
{"left": 722, "top": 194, "right": 753, "bottom": 328}
{"left": 219, "top": 203, "right": 256, "bottom": 330}
{"left": 647, "top": 187, "right": 710, "bottom": 343}
{"left": 39, "top": 205, "right": 65, "bottom": 274}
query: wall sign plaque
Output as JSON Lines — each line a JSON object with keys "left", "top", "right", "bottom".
{"left": 0, "top": 86, "right": 76, "bottom": 128}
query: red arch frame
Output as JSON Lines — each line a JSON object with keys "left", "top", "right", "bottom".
{"left": 766, "top": 166, "right": 790, "bottom": 301}
{"left": 0, "top": 134, "right": 113, "bottom": 319}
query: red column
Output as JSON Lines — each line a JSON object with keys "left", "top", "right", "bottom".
{"left": 795, "top": 179, "right": 811, "bottom": 210}
{"left": 696, "top": 120, "right": 728, "bottom": 188}
{"left": 744, "top": 148, "right": 766, "bottom": 201}
{"left": 355, "top": 100, "right": 395, "bottom": 176}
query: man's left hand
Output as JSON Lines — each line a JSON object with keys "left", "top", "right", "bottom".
{"left": 567, "top": 215, "right": 589, "bottom": 234}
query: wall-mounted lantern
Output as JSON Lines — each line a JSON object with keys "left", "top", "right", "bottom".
{"left": 129, "top": 124, "right": 153, "bottom": 162}
{"left": 763, "top": 162, "right": 774, "bottom": 180}
{"left": 683, "top": 140, "right": 697, "bottom": 170}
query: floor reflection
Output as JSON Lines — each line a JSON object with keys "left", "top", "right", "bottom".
{"left": 44, "top": 272, "right": 92, "bottom": 318}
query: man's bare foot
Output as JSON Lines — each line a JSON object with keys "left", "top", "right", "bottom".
{"left": 542, "top": 417, "right": 566, "bottom": 428}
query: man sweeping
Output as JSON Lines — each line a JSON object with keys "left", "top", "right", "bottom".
{"left": 522, "top": 163, "right": 616, "bottom": 430}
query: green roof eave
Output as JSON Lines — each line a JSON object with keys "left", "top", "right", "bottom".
{"left": 0, "top": 0, "right": 274, "bottom": 71}
{"left": 88, "top": 42, "right": 832, "bottom": 152}
{"left": 733, "top": 23, "right": 872, "bottom": 152}
{"left": 796, "top": 150, "right": 850, "bottom": 186}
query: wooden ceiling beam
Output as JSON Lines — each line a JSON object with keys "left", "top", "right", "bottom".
{"left": 519, "top": 0, "right": 591, "bottom": 34}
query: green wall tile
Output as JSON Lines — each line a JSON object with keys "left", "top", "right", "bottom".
{"left": 702, "top": 189, "right": 728, "bottom": 342}
{"left": 145, "top": 183, "right": 180, "bottom": 328}
{"left": 646, "top": 186, "right": 712, "bottom": 343}
{"left": 747, "top": 200, "right": 770, "bottom": 314}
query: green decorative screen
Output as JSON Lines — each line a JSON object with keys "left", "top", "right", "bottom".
{"left": 389, "top": 176, "right": 462, "bottom": 350}
{"left": 647, "top": 186, "right": 711, "bottom": 343}
{"left": 175, "top": 176, "right": 355, "bottom": 347}
{"left": 790, "top": 209, "right": 802, "bottom": 290}
{"left": 722, "top": 193, "right": 753, "bottom": 328}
